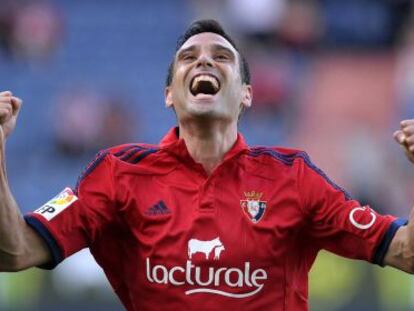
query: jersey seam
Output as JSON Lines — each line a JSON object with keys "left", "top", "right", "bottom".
{"left": 283, "top": 245, "right": 288, "bottom": 311}
{"left": 252, "top": 151, "right": 369, "bottom": 243}
{"left": 295, "top": 157, "right": 310, "bottom": 219}
{"left": 248, "top": 148, "right": 352, "bottom": 202}
{"left": 248, "top": 148, "right": 306, "bottom": 310}
{"left": 111, "top": 145, "right": 161, "bottom": 164}
{"left": 75, "top": 151, "right": 109, "bottom": 194}
{"left": 247, "top": 149, "right": 311, "bottom": 219}
{"left": 108, "top": 154, "right": 117, "bottom": 222}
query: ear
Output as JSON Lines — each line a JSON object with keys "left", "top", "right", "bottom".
{"left": 165, "top": 86, "right": 174, "bottom": 108}
{"left": 241, "top": 84, "right": 253, "bottom": 109}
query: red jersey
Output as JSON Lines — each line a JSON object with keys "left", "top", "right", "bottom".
{"left": 25, "top": 127, "right": 405, "bottom": 311}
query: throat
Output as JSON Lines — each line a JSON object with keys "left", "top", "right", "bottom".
{"left": 197, "top": 158, "right": 221, "bottom": 176}
{"left": 178, "top": 124, "right": 238, "bottom": 176}
{"left": 188, "top": 142, "right": 225, "bottom": 175}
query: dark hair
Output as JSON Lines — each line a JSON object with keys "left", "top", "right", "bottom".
{"left": 165, "top": 19, "right": 250, "bottom": 86}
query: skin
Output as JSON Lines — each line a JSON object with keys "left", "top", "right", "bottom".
{"left": 383, "top": 123, "right": 414, "bottom": 272}
{"left": 0, "top": 33, "right": 412, "bottom": 274}
{"left": 165, "top": 32, "right": 252, "bottom": 174}
{"left": 0, "top": 91, "right": 51, "bottom": 270}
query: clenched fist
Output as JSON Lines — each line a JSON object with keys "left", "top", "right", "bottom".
{"left": 0, "top": 91, "right": 22, "bottom": 141}
{"left": 394, "top": 120, "right": 414, "bottom": 164}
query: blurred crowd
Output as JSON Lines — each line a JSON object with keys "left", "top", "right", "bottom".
{"left": 0, "top": 0, "right": 63, "bottom": 62}
{"left": 0, "top": 0, "right": 414, "bottom": 310}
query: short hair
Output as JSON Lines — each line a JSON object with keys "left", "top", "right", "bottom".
{"left": 165, "top": 19, "right": 251, "bottom": 87}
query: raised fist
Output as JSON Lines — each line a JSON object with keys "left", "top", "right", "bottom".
{"left": 394, "top": 120, "right": 414, "bottom": 164}
{"left": 0, "top": 91, "right": 22, "bottom": 140}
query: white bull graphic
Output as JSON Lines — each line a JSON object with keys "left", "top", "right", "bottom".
{"left": 188, "top": 237, "right": 224, "bottom": 260}
{"left": 213, "top": 245, "right": 225, "bottom": 260}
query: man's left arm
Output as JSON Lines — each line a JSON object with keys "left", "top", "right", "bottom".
{"left": 384, "top": 119, "right": 414, "bottom": 273}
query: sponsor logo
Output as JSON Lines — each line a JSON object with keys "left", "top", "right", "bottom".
{"left": 188, "top": 237, "right": 224, "bottom": 260}
{"left": 34, "top": 187, "right": 78, "bottom": 221}
{"left": 240, "top": 191, "right": 267, "bottom": 223}
{"left": 349, "top": 206, "right": 376, "bottom": 230}
{"left": 144, "top": 200, "right": 171, "bottom": 216}
{"left": 146, "top": 237, "right": 267, "bottom": 298}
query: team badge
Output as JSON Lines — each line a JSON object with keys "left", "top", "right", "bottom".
{"left": 240, "top": 191, "right": 267, "bottom": 223}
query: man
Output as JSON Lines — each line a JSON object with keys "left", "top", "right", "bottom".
{"left": 0, "top": 19, "right": 413, "bottom": 311}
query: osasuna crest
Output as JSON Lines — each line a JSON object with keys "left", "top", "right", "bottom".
{"left": 240, "top": 191, "right": 267, "bottom": 223}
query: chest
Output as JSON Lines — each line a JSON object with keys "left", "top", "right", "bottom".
{"left": 118, "top": 161, "right": 305, "bottom": 265}
{"left": 110, "top": 159, "right": 309, "bottom": 303}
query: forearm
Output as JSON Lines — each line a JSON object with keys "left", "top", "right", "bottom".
{"left": 0, "top": 93, "right": 50, "bottom": 271}
{"left": 0, "top": 156, "right": 32, "bottom": 271}
{"left": 383, "top": 226, "right": 414, "bottom": 274}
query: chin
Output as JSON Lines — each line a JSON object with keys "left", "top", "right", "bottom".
{"left": 189, "top": 95, "right": 217, "bottom": 106}
{"left": 188, "top": 98, "right": 217, "bottom": 113}
{"left": 187, "top": 108, "right": 233, "bottom": 122}
{"left": 189, "top": 108, "right": 217, "bottom": 118}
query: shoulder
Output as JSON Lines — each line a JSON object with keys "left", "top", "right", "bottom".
{"left": 248, "top": 146, "right": 353, "bottom": 200}
{"left": 246, "top": 145, "right": 333, "bottom": 183}
{"left": 105, "top": 143, "right": 159, "bottom": 156}
{"left": 77, "top": 143, "right": 160, "bottom": 179}
{"left": 246, "top": 145, "right": 311, "bottom": 167}
{"left": 103, "top": 143, "right": 160, "bottom": 164}
{"left": 100, "top": 142, "right": 176, "bottom": 175}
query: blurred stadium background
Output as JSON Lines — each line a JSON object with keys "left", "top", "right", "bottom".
{"left": 0, "top": 0, "right": 414, "bottom": 310}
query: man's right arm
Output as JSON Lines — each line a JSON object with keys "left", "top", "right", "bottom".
{"left": 0, "top": 91, "right": 51, "bottom": 271}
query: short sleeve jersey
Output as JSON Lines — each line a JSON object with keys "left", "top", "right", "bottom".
{"left": 24, "top": 127, "right": 406, "bottom": 311}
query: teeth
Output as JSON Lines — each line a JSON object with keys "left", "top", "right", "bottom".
{"left": 191, "top": 75, "right": 219, "bottom": 93}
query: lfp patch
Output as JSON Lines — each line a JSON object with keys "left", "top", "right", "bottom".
{"left": 34, "top": 187, "right": 78, "bottom": 221}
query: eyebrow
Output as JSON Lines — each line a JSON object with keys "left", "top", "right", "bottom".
{"left": 177, "top": 43, "right": 236, "bottom": 59}
{"left": 212, "top": 44, "right": 235, "bottom": 57}
{"left": 176, "top": 45, "right": 197, "bottom": 58}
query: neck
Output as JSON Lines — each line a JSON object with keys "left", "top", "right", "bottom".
{"left": 178, "top": 121, "right": 238, "bottom": 175}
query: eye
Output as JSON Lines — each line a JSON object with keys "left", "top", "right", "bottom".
{"left": 182, "top": 54, "right": 196, "bottom": 62}
{"left": 214, "top": 54, "right": 230, "bottom": 61}
{"left": 214, "top": 53, "right": 231, "bottom": 62}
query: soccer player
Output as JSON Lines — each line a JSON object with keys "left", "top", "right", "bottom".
{"left": 0, "top": 19, "right": 414, "bottom": 311}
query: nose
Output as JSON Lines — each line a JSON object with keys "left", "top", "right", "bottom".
{"left": 196, "top": 52, "right": 213, "bottom": 68}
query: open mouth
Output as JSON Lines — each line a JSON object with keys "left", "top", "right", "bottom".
{"left": 189, "top": 74, "right": 220, "bottom": 97}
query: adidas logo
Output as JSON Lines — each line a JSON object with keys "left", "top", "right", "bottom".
{"left": 145, "top": 200, "right": 171, "bottom": 216}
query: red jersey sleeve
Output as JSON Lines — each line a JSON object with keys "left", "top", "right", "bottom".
{"left": 296, "top": 152, "right": 407, "bottom": 265}
{"left": 24, "top": 150, "right": 117, "bottom": 269}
